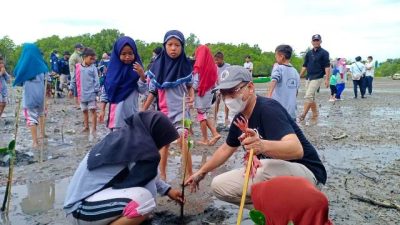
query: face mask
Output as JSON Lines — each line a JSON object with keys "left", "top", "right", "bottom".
{"left": 224, "top": 94, "right": 248, "bottom": 115}
{"left": 55, "top": 54, "right": 60, "bottom": 58}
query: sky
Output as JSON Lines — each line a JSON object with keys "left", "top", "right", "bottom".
{"left": 2, "top": 0, "right": 400, "bottom": 62}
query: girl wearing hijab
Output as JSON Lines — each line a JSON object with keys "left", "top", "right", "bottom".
{"left": 64, "top": 111, "right": 183, "bottom": 225}
{"left": 99, "top": 36, "right": 147, "bottom": 131}
{"left": 193, "top": 45, "right": 220, "bottom": 146}
{"left": 13, "top": 43, "right": 49, "bottom": 148}
{"left": 143, "top": 30, "right": 194, "bottom": 181}
{"left": 251, "top": 176, "right": 333, "bottom": 225}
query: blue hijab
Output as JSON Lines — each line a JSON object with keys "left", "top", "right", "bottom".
{"left": 148, "top": 30, "right": 193, "bottom": 89}
{"left": 104, "top": 36, "right": 143, "bottom": 103}
{"left": 13, "top": 43, "right": 49, "bottom": 86}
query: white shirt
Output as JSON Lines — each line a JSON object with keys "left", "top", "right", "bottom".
{"left": 365, "top": 61, "right": 375, "bottom": 77}
{"left": 244, "top": 62, "right": 253, "bottom": 74}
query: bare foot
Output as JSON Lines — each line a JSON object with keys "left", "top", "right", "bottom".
{"left": 209, "top": 134, "right": 221, "bottom": 146}
{"left": 197, "top": 140, "right": 210, "bottom": 146}
{"left": 82, "top": 127, "right": 89, "bottom": 133}
{"left": 32, "top": 142, "right": 39, "bottom": 148}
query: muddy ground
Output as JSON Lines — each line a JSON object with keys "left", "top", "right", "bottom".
{"left": 0, "top": 78, "right": 399, "bottom": 225}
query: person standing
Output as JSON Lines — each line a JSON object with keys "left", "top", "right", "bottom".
{"left": 69, "top": 43, "right": 84, "bottom": 109}
{"left": 365, "top": 56, "right": 375, "bottom": 95}
{"left": 350, "top": 56, "right": 366, "bottom": 99}
{"left": 243, "top": 55, "right": 253, "bottom": 75}
{"left": 214, "top": 52, "right": 231, "bottom": 128}
{"left": 299, "top": 34, "right": 330, "bottom": 121}
{"left": 0, "top": 57, "right": 11, "bottom": 118}
{"left": 335, "top": 58, "right": 347, "bottom": 100}
{"left": 13, "top": 43, "right": 49, "bottom": 148}
{"left": 58, "top": 51, "right": 71, "bottom": 94}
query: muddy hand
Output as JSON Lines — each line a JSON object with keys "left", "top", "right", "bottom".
{"left": 184, "top": 171, "right": 205, "bottom": 193}
{"left": 167, "top": 188, "right": 185, "bottom": 204}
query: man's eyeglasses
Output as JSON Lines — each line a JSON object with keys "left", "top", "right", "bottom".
{"left": 220, "top": 83, "right": 249, "bottom": 96}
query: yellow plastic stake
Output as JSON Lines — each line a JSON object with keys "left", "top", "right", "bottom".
{"left": 236, "top": 148, "right": 254, "bottom": 225}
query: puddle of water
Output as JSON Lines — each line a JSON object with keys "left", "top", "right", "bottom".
{"left": 0, "top": 177, "right": 70, "bottom": 225}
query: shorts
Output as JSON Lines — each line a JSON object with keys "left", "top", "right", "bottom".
{"left": 23, "top": 107, "right": 44, "bottom": 126}
{"left": 304, "top": 78, "right": 323, "bottom": 103}
{"left": 196, "top": 108, "right": 210, "bottom": 122}
{"left": 80, "top": 101, "right": 97, "bottom": 111}
{"left": 66, "top": 187, "right": 155, "bottom": 225}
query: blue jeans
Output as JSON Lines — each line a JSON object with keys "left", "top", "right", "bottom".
{"left": 365, "top": 76, "right": 373, "bottom": 94}
{"left": 336, "top": 83, "right": 345, "bottom": 99}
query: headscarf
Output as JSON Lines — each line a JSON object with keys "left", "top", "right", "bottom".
{"left": 104, "top": 36, "right": 143, "bottom": 103}
{"left": 193, "top": 45, "right": 218, "bottom": 97}
{"left": 13, "top": 43, "right": 49, "bottom": 86}
{"left": 87, "top": 111, "right": 179, "bottom": 188}
{"left": 148, "top": 30, "right": 193, "bottom": 89}
{"left": 251, "top": 177, "right": 333, "bottom": 225}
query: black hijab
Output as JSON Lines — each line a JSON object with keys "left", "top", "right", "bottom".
{"left": 87, "top": 111, "right": 179, "bottom": 188}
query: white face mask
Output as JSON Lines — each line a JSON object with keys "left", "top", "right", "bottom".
{"left": 224, "top": 94, "right": 248, "bottom": 115}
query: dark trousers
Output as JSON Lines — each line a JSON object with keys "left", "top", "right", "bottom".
{"left": 330, "top": 85, "right": 337, "bottom": 96}
{"left": 353, "top": 77, "right": 366, "bottom": 98}
{"left": 365, "top": 76, "right": 373, "bottom": 94}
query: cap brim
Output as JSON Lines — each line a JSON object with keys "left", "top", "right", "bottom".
{"left": 213, "top": 80, "right": 242, "bottom": 91}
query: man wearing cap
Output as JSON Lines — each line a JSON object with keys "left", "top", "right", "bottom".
{"left": 69, "top": 43, "right": 84, "bottom": 109}
{"left": 299, "top": 34, "right": 330, "bottom": 121}
{"left": 185, "top": 65, "right": 327, "bottom": 206}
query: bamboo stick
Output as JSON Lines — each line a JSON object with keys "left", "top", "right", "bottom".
{"left": 236, "top": 148, "right": 255, "bottom": 225}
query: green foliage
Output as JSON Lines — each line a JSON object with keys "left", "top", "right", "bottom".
{"left": 250, "top": 209, "right": 266, "bottom": 225}
{"left": 0, "top": 140, "right": 16, "bottom": 158}
{"left": 2, "top": 29, "right": 307, "bottom": 76}
{"left": 375, "top": 58, "right": 400, "bottom": 77}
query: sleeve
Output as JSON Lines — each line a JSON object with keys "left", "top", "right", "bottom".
{"left": 100, "top": 90, "right": 109, "bottom": 102}
{"left": 148, "top": 79, "right": 157, "bottom": 95}
{"left": 225, "top": 114, "right": 245, "bottom": 148}
{"left": 250, "top": 62, "right": 254, "bottom": 70}
{"left": 69, "top": 68, "right": 76, "bottom": 90}
{"left": 261, "top": 100, "right": 295, "bottom": 140}
{"left": 93, "top": 68, "right": 100, "bottom": 93}
{"left": 192, "top": 73, "right": 199, "bottom": 90}
{"left": 323, "top": 51, "right": 330, "bottom": 68}
{"left": 303, "top": 52, "right": 309, "bottom": 67}
{"left": 155, "top": 177, "right": 171, "bottom": 196}
{"left": 68, "top": 56, "right": 76, "bottom": 78}
{"left": 4, "top": 72, "right": 10, "bottom": 82}
{"left": 137, "top": 79, "right": 148, "bottom": 94}
{"left": 271, "top": 66, "right": 282, "bottom": 83}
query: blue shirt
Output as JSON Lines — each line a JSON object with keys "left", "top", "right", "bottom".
{"left": 303, "top": 47, "right": 330, "bottom": 80}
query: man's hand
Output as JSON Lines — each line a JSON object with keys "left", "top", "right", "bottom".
{"left": 184, "top": 170, "right": 206, "bottom": 193}
{"left": 239, "top": 128, "right": 265, "bottom": 155}
{"left": 167, "top": 188, "right": 184, "bottom": 204}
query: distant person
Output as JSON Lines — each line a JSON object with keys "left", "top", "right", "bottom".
{"left": 365, "top": 56, "right": 375, "bottom": 95}
{"left": 329, "top": 66, "right": 338, "bottom": 102}
{"left": 69, "top": 43, "right": 84, "bottom": 109}
{"left": 335, "top": 58, "right": 347, "bottom": 100}
{"left": 193, "top": 45, "right": 221, "bottom": 146}
{"left": 13, "top": 43, "right": 49, "bottom": 148}
{"left": 58, "top": 51, "right": 71, "bottom": 94}
{"left": 0, "top": 57, "right": 11, "bottom": 118}
{"left": 64, "top": 111, "right": 184, "bottom": 225}
{"left": 50, "top": 50, "right": 63, "bottom": 97}
{"left": 141, "top": 46, "right": 162, "bottom": 111}
{"left": 299, "top": 34, "right": 330, "bottom": 122}
{"left": 69, "top": 48, "right": 100, "bottom": 133}
{"left": 214, "top": 51, "right": 231, "bottom": 128}
{"left": 350, "top": 56, "right": 366, "bottom": 99}
{"left": 146, "top": 46, "right": 162, "bottom": 71}
{"left": 267, "top": 44, "right": 300, "bottom": 120}
{"left": 50, "top": 50, "right": 60, "bottom": 74}
{"left": 243, "top": 55, "right": 253, "bottom": 75}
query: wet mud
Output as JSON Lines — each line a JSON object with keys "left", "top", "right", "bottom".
{"left": 0, "top": 78, "right": 399, "bottom": 224}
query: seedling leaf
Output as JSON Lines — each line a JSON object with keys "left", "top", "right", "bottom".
{"left": 249, "top": 209, "right": 266, "bottom": 225}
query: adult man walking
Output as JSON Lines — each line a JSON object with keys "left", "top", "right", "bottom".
{"left": 299, "top": 34, "right": 330, "bottom": 121}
